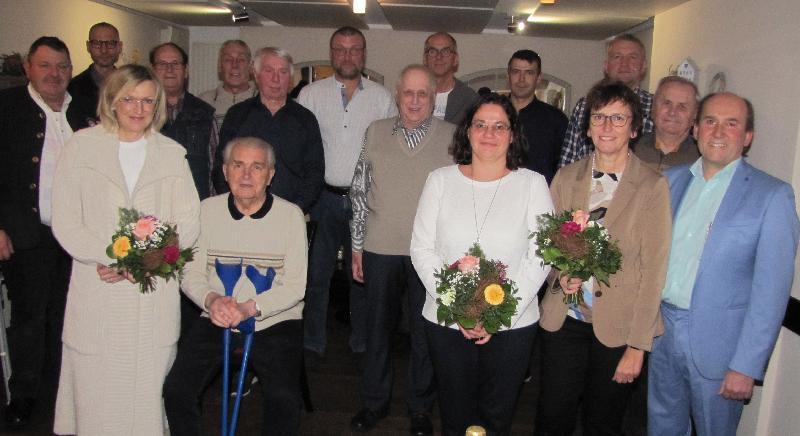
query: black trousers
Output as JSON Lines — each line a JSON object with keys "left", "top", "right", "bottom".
{"left": 360, "top": 251, "right": 434, "bottom": 414}
{"left": 2, "top": 242, "right": 70, "bottom": 401}
{"left": 426, "top": 321, "right": 536, "bottom": 436}
{"left": 536, "top": 316, "right": 636, "bottom": 436}
{"left": 163, "top": 318, "right": 303, "bottom": 436}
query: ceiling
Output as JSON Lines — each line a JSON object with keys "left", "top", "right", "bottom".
{"left": 93, "top": 0, "right": 691, "bottom": 40}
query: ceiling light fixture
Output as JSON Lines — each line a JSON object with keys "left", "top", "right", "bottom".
{"left": 507, "top": 16, "right": 526, "bottom": 33}
{"left": 231, "top": 7, "right": 249, "bottom": 23}
{"left": 353, "top": 0, "right": 366, "bottom": 14}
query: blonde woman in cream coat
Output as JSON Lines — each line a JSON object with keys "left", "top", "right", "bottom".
{"left": 51, "top": 64, "right": 200, "bottom": 435}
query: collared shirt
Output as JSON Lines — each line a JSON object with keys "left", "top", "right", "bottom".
{"left": 166, "top": 93, "right": 185, "bottom": 124}
{"left": 662, "top": 158, "right": 741, "bottom": 308}
{"left": 350, "top": 115, "right": 433, "bottom": 251}
{"left": 559, "top": 88, "right": 654, "bottom": 168}
{"left": 296, "top": 75, "right": 396, "bottom": 187}
{"left": 634, "top": 132, "right": 699, "bottom": 173}
{"left": 199, "top": 82, "right": 258, "bottom": 127}
{"left": 28, "top": 83, "right": 73, "bottom": 226}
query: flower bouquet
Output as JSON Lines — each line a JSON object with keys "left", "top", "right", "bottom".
{"left": 531, "top": 210, "right": 622, "bottom": 304}
{"left": 434, "top": 243, "right": 518, "bottom": 334}
{"left": 106, "top": 208, "right": 194, "bottom": 293}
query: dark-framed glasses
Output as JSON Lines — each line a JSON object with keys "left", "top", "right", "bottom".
{"left": 589, "top": 113, "right": 631, "bottom": 127}
{"left": 89, "top": 40, "right": 119, "bottom": 50}
{"left": 331, "top": 46, "right": 364, "bottom": 57}
{"left": 470, "top": 121, "right": 511, "bottom": 134}
{"left": 153, "top": 61, "right": 184, "bottom": 71}
{"left": 425, "top": 47, "right": 455, "bottom": 58}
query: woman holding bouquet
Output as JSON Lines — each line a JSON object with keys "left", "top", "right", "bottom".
{"left": 411, "top": 93, "right": 553, "bottom": 435}
{"left": 50, "top": 64, "right": 200, "bottom": 435}
{"left": 536, "top": 82, "right": 671, "bottom": 435}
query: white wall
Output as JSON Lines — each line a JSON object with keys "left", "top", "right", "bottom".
{"left": 0, "top": 0, "right": 187, "bottom": 72}
{"left": 188, "top": 26, "right": 607, "bottom": 111}
{"left": 651, "top": 0, "right": 800, "bottom": 434}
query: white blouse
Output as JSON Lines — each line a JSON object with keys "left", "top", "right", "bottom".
{"left": 118, "top": 137, "right": 147, "bottom": 194}
{"left": 410, "top": 165, "right": 554, "bottom": 331}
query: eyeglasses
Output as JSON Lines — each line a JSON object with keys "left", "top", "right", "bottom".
{"left": 89, "top": 40, "right": 119, "bottom": 50}
{"left": 589, "top": 113, "right": 631, "bottom": 127}
{"left": 331, "top": 46, "right": 364, "bottom": 57}
{"left": 425, "top": 47, "right": 455, "bottom": 58}
{"left": 153, "top": 61, "right": 184, "bottom": 71}
{"left": 119, "top": 96, "right": 157, "bottom": 109}
{"left": 470, "top": 121, "right": 511, "bottom": 134}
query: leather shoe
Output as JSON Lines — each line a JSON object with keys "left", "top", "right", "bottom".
{"left": 409, "top": 412, "right": 433, "bottom": 436}
{"left": 350, "top": 407, "right": 388, "bottom": 432}
{"left": 4, "top": 398, "right": 34, "bottom": 429}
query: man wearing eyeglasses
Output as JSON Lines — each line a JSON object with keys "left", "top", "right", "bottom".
{"left": 150, "top": 42, "right": 217, "bottom": 338}
{"left": 422, "top": 32, "right": 477, "bottom": 125}
{"left": 296, "top": 26, "right": 396, "bottom": 367}
{"left": 0, "top": 36, "right": 93, "bottom": 429}
{"left": 68, "top": 22, "right": 122, "bottom": 115}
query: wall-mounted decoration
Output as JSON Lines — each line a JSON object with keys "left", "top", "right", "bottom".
{"left": 676, "top": 58, "right": 699, "bottom": 84}
{"left": 708, "top": 72, "right": 727, "bottom": 94}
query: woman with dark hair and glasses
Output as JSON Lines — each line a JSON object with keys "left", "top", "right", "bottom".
{"left": 536, "top": 81, "right": 671, "bottom": 435}
{"left": 411, "top": 93, "right": 553, "bottom": 435}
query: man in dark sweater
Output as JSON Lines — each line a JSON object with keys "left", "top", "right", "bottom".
{"left": 68, "top": 22, "right": 122, "bottom": 115}
{"left": 0, "top": 36, "right": 93, "bottom": 429}
{"left": 507, "top": 50, "right": 567, "bottom": 184}
{"left": 212, "top": 47, "right": 324, "bottom": 214}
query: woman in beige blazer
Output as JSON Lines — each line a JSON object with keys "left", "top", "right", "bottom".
{"left": 51, "top": 65, "right": 200, "bottom": 435}
{"left": 536, "top": 82, "right": 671, "bottom": 436}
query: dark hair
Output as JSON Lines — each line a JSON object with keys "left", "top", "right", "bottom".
{"left": 581, "top": 81, "right": 643, "bottom": 139}
{"left": 27, "top": 36, "right": 70, "bottom": 62}
{"left": 508, "top": 49, "right": 541, "bottom": 72}
{"left": 330, "top": 26, "right": 366, "bottom": 49}
{"left": 149, "top": 42, "right": 188, "bottom": 66}
{"left": 451, "top": 93, "right": 526, "bottom": 170}
{"left": 697, "top": 92, "right": 754, "bottom": 132}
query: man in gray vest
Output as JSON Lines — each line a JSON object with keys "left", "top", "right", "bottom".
{"left": 349, "top": 65, "right": 453, "bottom": 435}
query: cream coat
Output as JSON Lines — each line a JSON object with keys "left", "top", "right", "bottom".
{"left": 539, "top": 153, "right": 670, "bottom": 351}
{"left": 51, "top": 125, "right": 200, "bottom": 435}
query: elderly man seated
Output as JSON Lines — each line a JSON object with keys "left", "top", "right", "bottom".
{"left": 163, "top": 136, "right": 307, "bottom": 435}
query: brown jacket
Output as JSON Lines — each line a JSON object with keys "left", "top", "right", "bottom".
{"left": 539, "top": 153, "right": 670, "bottom": 350}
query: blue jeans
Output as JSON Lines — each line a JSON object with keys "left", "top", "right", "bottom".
{"left": 303, "top": 189, "right": 366, "bottom": 354}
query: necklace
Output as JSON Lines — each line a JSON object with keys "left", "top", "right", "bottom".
{"left": 470, "top": 168, "right": 503, "bottom": 243}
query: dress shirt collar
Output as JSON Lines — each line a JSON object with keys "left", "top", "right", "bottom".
{"left": 28, "top": 82, "right": 71, "bottom": 113}
{"left": 691, "top": 157, "right": 741, "bottom": 182}
{"left": 228, "top": 192, "right": 274, "bottom": 220}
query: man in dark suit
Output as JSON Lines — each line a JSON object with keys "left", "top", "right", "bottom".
{"left": 68, "top": 22, "right": 122, "bottom": 115}
{"left": 507, "top": 49, "right": 567, "bottom": 184}
{"left": 0, "top": 36, "right": 93, "bottom": 429}
{"left": 649, "top": 92, "right": 800, "bottom": 435}
{"left": 422, "top": 32, "right": 478, "bottom": 125}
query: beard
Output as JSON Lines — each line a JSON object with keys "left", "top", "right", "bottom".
{"left": 334, "top": 63, "right": 362, "bottom": 80}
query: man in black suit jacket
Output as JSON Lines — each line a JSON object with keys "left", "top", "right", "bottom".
{"left": 67, "top": 22, "right": 122, "bottom": 116}
{"left": 0, "top": 36, "right": 93, "bottom": 429}
{"left": 423, "top": 32, "right": 478, "bottom": 125}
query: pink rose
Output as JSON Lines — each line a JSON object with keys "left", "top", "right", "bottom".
{"left": 162, "top": 245, "right": 180, "bottom": 264}
{"left": 132, "top": 217, "right": 158, "bottom": 240}
{"left": 560, "top": 221, "right": 581, "bottom": 237}
{"left": 571, "top": 210, "right": 590, "bottom": 231}
{"left": 457, "top": 255, "right": 480, "bottom": 273}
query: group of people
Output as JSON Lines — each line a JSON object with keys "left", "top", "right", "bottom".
{"left": 0, "top": 18, "right": 797, "bottom": 436}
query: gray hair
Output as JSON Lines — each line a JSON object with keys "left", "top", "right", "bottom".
{"left": 395, "top": 64, "right": 436, "bottom": 94}
{"left": 655, "top": 75, "right": 700, "bottom": 100}
{"left": 252, "top": 46, "right": 294, "bottom": 75}
{"left": 222, "top": 137, "right": 276, "bottom": 169}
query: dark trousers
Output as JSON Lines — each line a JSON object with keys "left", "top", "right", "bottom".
{"left": 2, "top": 243, "right": 70, "bottom": 401}
{"left": 163, "top": 318, "right": 303, "bottom": 436}
{"left": 304, "top": 189, "right": 366, "bottom": 354}
{"left": 426, "top": 321, "right": 536, "bottom": 436}
{"left": 360, "top": 251, "right": 433, "bottom": 414}
{"left": 537, "top": 316, "right": 636, "bottom": 436}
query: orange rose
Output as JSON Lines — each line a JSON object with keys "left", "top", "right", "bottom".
{"left": 483, "top": 284, "right": 505, "bottom": 305}
{"left": 112, "top": 236, "right": 131, "bottom": 258}
{"left": 571, "top": 210, "right": 590, "bottom": 231}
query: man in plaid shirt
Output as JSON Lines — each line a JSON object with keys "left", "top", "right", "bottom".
{"left": 559, "top": 34, "right": 654, "bottom": 167}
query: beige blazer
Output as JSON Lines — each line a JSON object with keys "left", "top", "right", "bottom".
{"left": 539, "top": 153, "right": 670, "bottom": 350}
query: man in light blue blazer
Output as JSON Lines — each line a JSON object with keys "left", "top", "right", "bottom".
{"left": 648, "top": 92, "right": 800, "bottom": 436}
